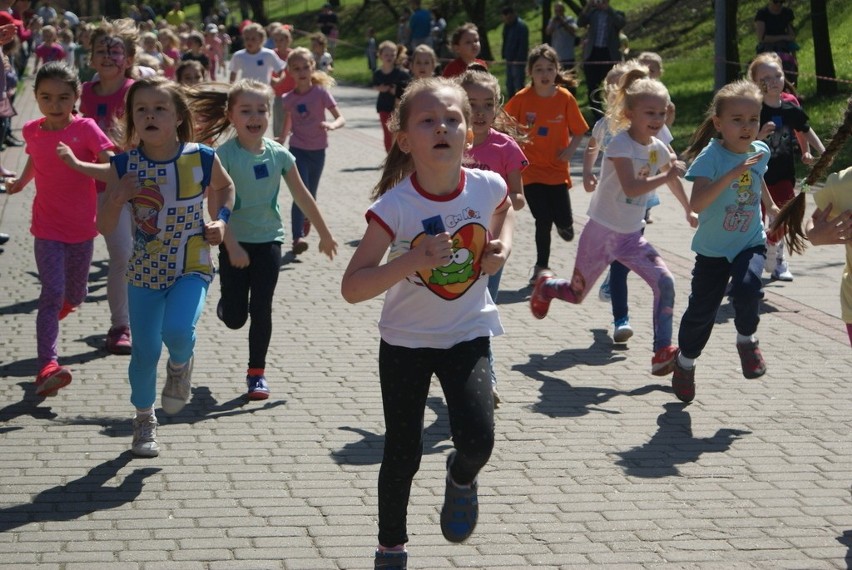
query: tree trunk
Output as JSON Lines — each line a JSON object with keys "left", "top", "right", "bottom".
{"left": 724, "top": 0, "right": 740, "bottom": 84}
{"left": 811, "top": 0, "right": 837, "bottom": 96}
{"left": 247, "top": 0, "right": 267, "bottom": 25}
{"left": 459, "top": 0, "right": 491, "bottom": 61}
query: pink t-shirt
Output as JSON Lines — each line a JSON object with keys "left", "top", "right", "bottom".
{"left": 80, "top": 77, "right": 134, "bottom": 142}
{"left": 35, "top": 42, "right": 65, "bottom": 64}
{"left": 466, "top": 128, "right": 528, "bottom": 183}
{"left": 280, "top": 85, "right": 337, "bottom": 151}
{"left": 163, "top": 48, "right": 180, "bottom": 79}
{"left": 23, "top": 116, "right": 114, "bottom": 243}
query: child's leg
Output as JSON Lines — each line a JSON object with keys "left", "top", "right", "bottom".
{"left": 289, "top": 147, "right": 326, "bottom": 242}
{"left": 379, "top": 111, "right": 393, "bottom": 152}
{"left": 609, "top": 260, "right": 630, "bottom": 321}
{"left": 128, "top": 285, "right": 167, "bottom": 409}
{"left": 542, "top": 220, "right": 614, "bottom": 304}
{"left": 246, "top": 242, "right": 281, "bottom": 369}
{"left": 99, "top": 195, "right": 133, "bottom": 329}
{"left": 727, "top": 245, "right": 765, "bottom": 337}
{"left": 677, "top": 254, "right": 731, "bottom": 359}
{"left": 162, "top": 274, "right": 209, "bottom": 366}
{"left": 524, "top": 183, "right": 555, "bottom": 268}
{"left": 617, "top": 235, "right": 675, "bottom": 352}
{"left": 34, "top": 239, "right": 67, "bottom": 367}
{"left": 435, "top": 337, "right": 494, "bottom": 485}
{"left": 272, "top": 95, "right": 284, "bottom": 141}
{"left": 376, "top": 340, "right": 434, "bottom": 548}
{"left": 217, "top": 243, "right": 251, "bottom": 330}
{"left": 550, "top": 182, "right": 573, "bottom": 238}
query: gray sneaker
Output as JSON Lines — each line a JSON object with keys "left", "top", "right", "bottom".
{"left": 161, "top": 356, "right": 193, "bottom": 415}
{"left": 131, "top": 414, "right": 160, "bottom": 457}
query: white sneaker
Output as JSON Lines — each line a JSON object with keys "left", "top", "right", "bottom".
{"left": 131, "top": 414, "right": 160, "bottom": 457}
{"left": 161, "top": 356, "right": 193, "bottom": 415}
{"left": 598, "top": 271, "right": 612, "bottom": 302}
{"left": 613, "top": 317, "right": 634, "bottom": 343}
{"left": 771, "top": 262, "right": 794, "bottom": 282}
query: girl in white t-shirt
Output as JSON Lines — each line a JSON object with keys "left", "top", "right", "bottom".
{"left": 531, "top": 72, "right": 689, "bottom": 378}
{"left": 342, "top": 77, "right": 514, "bottom": 568}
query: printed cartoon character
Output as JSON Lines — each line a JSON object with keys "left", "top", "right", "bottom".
{"left": 131, "top": 179, "right": 165, "bottom": 254}
{"left": 429, "top": 236, "right": 475, "bottom": 285}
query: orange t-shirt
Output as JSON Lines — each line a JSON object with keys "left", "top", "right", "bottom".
{"left": 503, "top": 86, "right": 588, "bottom": 186}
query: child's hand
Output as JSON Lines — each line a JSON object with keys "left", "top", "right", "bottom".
{"left": 227, "top": 242, "right": 250, "bottom": 268}
{"left": 730, "top": 153, "right": 763, "bottom": 180}
{"left": 204, "top": 220, "right": 226, "bottom": 245}
{"left": 801, "top": 151, "right": 816, "bottom": 165}
{"left": 583, "top": 173, "right": 598, "bottom": 193}
{"left": 667, "top": 159, "right": 686, "bottom": 179}
{"left": 56, "top": 142, "right": 78, "bottom": 169}
{"left": 414, "top": 232, "right": 453, "bottom": 271}
{"left": 481, "top": 238, "right": 508, "bottom": 275}
{"left": 320, "top": 121, "right": 334, "bottom": 131}
{"left": 685, "top": 210, "right": 699, "bottom": 228}
{"left": 510, "top": 192, "right": 526, "bottom": 211}
{"left": 808, "top": 204, "right": 852, "bottom": 246}
{"left": 758, "top": 122, "right": 775, "bottom": 140}
{"left": 109, "top": 173, "right": 141, "bottom": 206}
{"left": 5, "top": 177, "right": 21, "bottom": 194}
{"left": 318, "top": 234, "right": 338, "bottom": 260}
{"left": 0, "top": 24, "right": 16, "bottom": 45}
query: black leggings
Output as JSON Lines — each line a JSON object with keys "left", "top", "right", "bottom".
{"left": 525, "top": 182, "right": 573, "bottom": 269}
{"left": 377, "top": 337, "right": 495, "bottom": 547}
{"left": 218, "top": 241, "right": 282, "bottom": 369}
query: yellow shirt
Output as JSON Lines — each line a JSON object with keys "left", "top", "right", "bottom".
{"left": 813, "top": 166, "right": 852, "bottom": 323}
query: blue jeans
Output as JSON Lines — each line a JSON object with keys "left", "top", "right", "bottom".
{"left": 289, "top": 147, "right": 326, "bottom": 242}
{"left": 505, "top": 63, "right": 526, "bottom": 98}
{"left": 127, "top": 275, "right": 209, "bottom": 409}
{"left": 677, "top": 246, "right": 765, "bottom": 359}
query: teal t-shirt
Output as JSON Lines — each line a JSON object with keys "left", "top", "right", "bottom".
{"left": 685, "top": 138, "right": 770, "bottom": 262}
{"left": 216, "top": 137, "right": 294, "bottom": 243}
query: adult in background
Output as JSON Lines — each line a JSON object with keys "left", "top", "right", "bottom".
{"left": 546, "top": 1, "right": 578, "bottom": 70}
{"left": 501, "top": 6, "right": 528, "bottom": 98}
{"left": 754, "top": 0, "right": 798, "bottom": 85}
{"left": 577, "top": 0, "right": 625, "bottom": 120}
{"left": 408, "top": 0, "right": 432, "bottom": 49}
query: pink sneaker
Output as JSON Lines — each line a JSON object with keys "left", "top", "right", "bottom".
{"left": 35, "top": 361, "right": 72, "bottom": 397}
{"left": 106, "top": 325, "right": 132, "bottom": 355}
{"left": 651, "top": 345, "right": 678, "bottom": 376}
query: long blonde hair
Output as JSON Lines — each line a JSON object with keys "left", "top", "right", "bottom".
{"left": 372, "top": 77, "right": 471, "bottom": 199}
{"left": 288, "top": 47, "right": 336, "bottom": 89}
{"left": 605, "top": 71, "right": 670, "bottom": 135}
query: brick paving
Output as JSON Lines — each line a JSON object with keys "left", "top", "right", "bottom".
{"left": 1, "top": 78, "right": 851, "bottom": 569}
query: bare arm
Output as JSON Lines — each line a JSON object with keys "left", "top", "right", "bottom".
{"left": 662, "top": 165, "right": 698, "bottom": 228}
{"left": 481, "top": 204, "right": 514, "bottom": 276}
{"left": 582, "top": 135, "right": 601, "bottom": 193}
{"left": 506, "top": 169, "right": 525, "bottom": 210}
{"left": 611, "top": 155, "right": 683, "bottom": 199}
{"left": 5, "top": 157, "right": 34, "bottom": 194}
{"left": 203, "top": 155, "right": 235, "bottom": 246}
{"left": 56, "top": 144, "right": 114, "bottom": 182}
{"left": 98, "top": 169, "right": 136, "bottom": 235}
{"left": 321, "top": 105, "right": 346, "bottom": 131}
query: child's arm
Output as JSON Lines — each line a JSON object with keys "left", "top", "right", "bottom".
{"left": 56, "top": 143, "right": 114, "bottom": 182}
{"left": 284, "top": 165, "right": 338, "bottom": 259}
{"left": 481, "top": 203, "right": 514, "bottom": 276}
{"left": 661, "top": 163, "right": 698, "bottom": 228}
{"left": 611, "top": 156, "right": 684, "bottom": 199}
{"left": 557, "top": 130, "right": 585, "bottom": 164}
{"left": 806, "top": 204, "right": 852, "bottom": 246}
{"left": 279, "top": 109, "right": 292, "bottom": 142}
{"left": 5, "top": 157, "right": 34, "bottom": 194}
{"left": 582, "top": 135, "right": 600, "bottom": 193}
{"left": 689, "top": 153, "right": 763, "bottom": 213}
{"left": 222, "top": 225, "right": 249, "bottom": 268}
{"left": 321, "top": 105, "right": 345, "bottom": 131}
{"left": 342, "top": 221, "right": 453, "bottom": 304}
{"left": 506, "top": 169, "right": 525, "bottom": 210}
{"left": 98, "top": 169, "right": 137, "bottom": 235}
{"left": 204, "top": 154, "right": 235, "bottom": 246}
{"left": 796, "top": 127, "right": 826, "bottom": 165}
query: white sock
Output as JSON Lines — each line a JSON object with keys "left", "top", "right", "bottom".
{"left": 737, "top": 333, "right": 756, "bottom": 345}
{"left": 677, "top": 352, "right": 695, "bottom": 369}
{"left": 136, "top": 407, "right": 154, "bottom": 418}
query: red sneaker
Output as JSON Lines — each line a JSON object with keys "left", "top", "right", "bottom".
{"left": 671, "top": 354, "right": 695, "bottom": 404}
{"left": 105, "top": 325, "right": 132, "bottom": 355}
{"left": 651, "top": 345, "right": 678, "bottom": 376}
{"left": 58, "top": 300, "right": 77, "bottom": 321}
{"left": 737, "top": 340, "right": 766, "bottom": 379}
{"left": 35, "top": 361, "right": 72, "bottom": 397}
{"left": 302, "top": 219, "right": 311, "bottom": 237}
{"left": 530, "top": 270, "right": 555, "bottom": 320}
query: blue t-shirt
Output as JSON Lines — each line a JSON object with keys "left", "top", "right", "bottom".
{"left": 216, "top": 137, "right": 294, "bottom": 244}
{"left": 685, "top": 139, "right": 770, "bottom": 261}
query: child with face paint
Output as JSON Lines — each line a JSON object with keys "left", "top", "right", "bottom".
{"left": 79, "top": 18, "right": 138, "bottom": 356}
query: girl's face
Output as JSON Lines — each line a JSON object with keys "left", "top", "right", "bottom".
{"left": 131, "top": 86, "right": 181, "bottom": 148}
{"left": 454, "top": 30, "right": 480, "bottom": 61}
{"left": 410, "top": 52, "right": 435, "bottom": 79}
{"left": 91, "top": 37, "right": 131, "bottom": 80}
{"left": 625, "top": 93, "right": 668, "bottom": 143}
{"left": 464, "top": 83, "right": 496, "bottom": 139}
{"left": 178, "top": 66, "right": 202, "bottom": 86}
{"left": 142, "top": 37, "right": 157, "bottom": 52}
{"left": 378, "top": 46, "right": 395, "bottom": 66}
{"left": 243, "top": 31, "right": 262, "bottom": 53}
{"left": 36, "top": 77, "right": 77, "bottom": 130}
{"left": 288, "top": 55, "right": 314, "bottom": 87}
{"left": 529, "top": 56, "right": 558, "bottom": 91}
{"left": 397, "top": 86, "right": 470, "bottom": 170}
{"left": 712, "top": 97, "right": 761, "bottom": 154}
{"left": 228, "top": 91, "right": 269, "bottom": 143}
{"left": 272, "top": 34, "right": 291, "bottom": 52}
{"left": 753, "top": 62, "right": 784, "bottom": 97}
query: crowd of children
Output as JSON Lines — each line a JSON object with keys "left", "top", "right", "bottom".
{"left": 2, "top": 7, "right": 851, "bottom": 570}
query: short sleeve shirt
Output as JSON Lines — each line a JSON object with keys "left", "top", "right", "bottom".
{"left": 465, "top": 129, "right": 528, "bottom": 184}
{"left": 229, "top": 48, "right": 285, "bottom": 83}
{"left": 813, "top": 166, "right": 852, "bottom": 323}
{"left": 281, "top": 85, "right": 337, "bottom": 151}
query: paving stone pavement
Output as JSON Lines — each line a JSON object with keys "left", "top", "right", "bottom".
{"left": 1, "top": 78, "right": 851, "bottom": 569}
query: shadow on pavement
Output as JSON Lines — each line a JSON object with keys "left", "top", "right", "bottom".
{"left": 0, "top": 381, "right": 58, "bottom": 423}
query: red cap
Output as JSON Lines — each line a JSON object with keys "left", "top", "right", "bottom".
{"left": 0, "top": 11, "right": 22, "bottom": 28}
{"left": 239, "top": 19, "right": 252, "bottom": 32}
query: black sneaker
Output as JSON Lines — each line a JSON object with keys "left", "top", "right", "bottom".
{"left": 671, "top": 354, "right": 696, "bottom": 404}
{"left": 556, "top": 225, "right": 574, "bottom": 242}
{"left": 374, "top": 549, "right": 407, "bottom": 569}
{"left": 440, "top": 451, "right": 478, "bottom": 543}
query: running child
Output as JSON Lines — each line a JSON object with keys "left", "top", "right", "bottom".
{"left": 6, "top": 62, "right": 114, "bottom": 397}
{"left": 228, "top": 22, "right": 284, "bottom": 84}
{"left": 341, "top": 77, "right": 513, "bottom": 568}
{"left": 441, "top": 22, "right": 486, "bottom": 78}
{"left": 189, "top": 79, "right": 338, "bottom": 399}
{"left": 372, "top": 40, "right": 410, "bottom": 152}
{"left": 410, "top": 43, "right": 438, "bottom": 80}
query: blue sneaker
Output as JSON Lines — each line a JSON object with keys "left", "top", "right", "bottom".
{"left": 246, "top": 374, "right": 270, "bottom": 400}
{"left": 613, "top": 317, "right": 633, "bottom": 343}
{"left": 440, "top": 452, "right": 478, "bottom": 543}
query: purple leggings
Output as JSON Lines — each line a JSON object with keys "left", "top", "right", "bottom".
{"left": 540, "top": 219, "right": 675, "bottom": 351}
{"left": 34, "top": 238, "right": 94, "bottom": 367}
